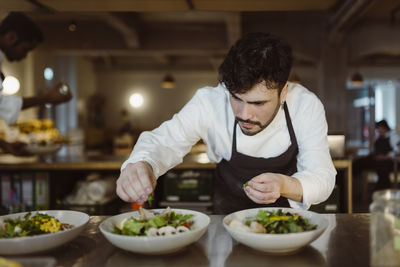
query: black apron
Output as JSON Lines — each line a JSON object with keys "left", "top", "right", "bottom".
{"left": 213, "top": 102, "right": 299, "bottom": 214}
{"left": 374, "top": 136, "right": 392, "bottom": 155}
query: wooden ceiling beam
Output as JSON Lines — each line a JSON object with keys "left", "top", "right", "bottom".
{"left": 99, "top": 13, "right": 140, "bottom": 48}
{"left": 36, "top": 0, "right": 190, "bottom": 12}
{"left": 0, "top": 0, "right": 39, "bottom": 13}
{"left": 192, "top": 0, "right": 338, "bottom": 11}
{"left": 327, "top": 0, "right": 373, "bottom": 43}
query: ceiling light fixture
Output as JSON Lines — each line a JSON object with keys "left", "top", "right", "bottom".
{"left": 68, "top": 21, "right": 77, "bottom": 32}
{"left": 161, "top": 74, "right": 176, "bottom": 89}
{"left": 2, "top": 76, "right": 20, "bottom": 95}
{"left": 129, "top": 93, "right": 144, "bottom": 108}
{"left": 351, "top": 71, "right": 364, "bottom": 87}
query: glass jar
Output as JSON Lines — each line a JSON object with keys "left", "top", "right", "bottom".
{"left": 370, "top": 189, "right": 400, "bottom": 266}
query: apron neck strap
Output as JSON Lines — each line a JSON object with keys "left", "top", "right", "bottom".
{"left": 232, "top": 101, "right": 297, "bottom": 153}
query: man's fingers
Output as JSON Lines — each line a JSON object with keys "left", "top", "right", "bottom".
{"left": 244, "top": 185, "right": 280, "bottom": 204}
{"left": 137, "top": 167, "right": 155, "bottom": 194}
{"left": 116, "top": 185, "right": 132, "bottom": 202}
{"left": 249, "top": 181, "right": 270, "bottom": 192}
{"left": 116, "top": 161, "right": 157, "bottom": 204}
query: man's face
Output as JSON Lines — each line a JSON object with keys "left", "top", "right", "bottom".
{"left": 3, "top": 40, "right": 36, "bottom": 62}
{"left": 229, "top": 82, "right": 286, "bottom": 136}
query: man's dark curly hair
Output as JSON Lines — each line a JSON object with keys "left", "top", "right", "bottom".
{"left": 218, "top": 32, "right": 292, "bottom": 94}
{"left": 0, "top": 12, "right": 44, "bottom": 44}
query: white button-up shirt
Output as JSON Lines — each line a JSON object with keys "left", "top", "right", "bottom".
{"left": 122, "top": 82, "right": 337, "bottom": 209}
{"left": 0, "top": 51, "right": 23, "bottom": 125}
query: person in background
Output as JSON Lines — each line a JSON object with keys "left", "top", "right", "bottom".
{"left": 116, "top": 32, "right": 336, "bottom": 214}
{"left": 353, "top": 120, "right": 400, "bottom": 191}
{"left": 0, "top": 12, "right": 72, "bottom": 155}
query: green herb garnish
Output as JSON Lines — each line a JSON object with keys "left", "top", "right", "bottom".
{"left": 243, "top": 182, "right": 248, "bottom": 188}
{"left": 147, "top": 194, "right": 154, "bottom": 207}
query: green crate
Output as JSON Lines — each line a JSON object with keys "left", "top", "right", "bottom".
{"left": 162, "top": 170, "right": 213, "bottom": 202}
{"left": 310, "top": 185, "right": 340, "bottom": 213}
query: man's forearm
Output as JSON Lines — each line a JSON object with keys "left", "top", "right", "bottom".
{"left": 280, "top": 174, "right": 303, "bottom": 202}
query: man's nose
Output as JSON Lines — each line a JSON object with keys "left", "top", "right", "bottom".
{"left": 238, "top": 104, "right": 253, "bottom": 120}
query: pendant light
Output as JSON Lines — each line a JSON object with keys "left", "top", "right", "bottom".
{"left": 351, "top": 71, "right": 364, "bottom": 87}
{"left": 161, "top": 74, "right": 176, "bottom": 89}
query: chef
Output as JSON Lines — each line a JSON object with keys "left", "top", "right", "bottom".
{"left": 116, "top": 32, "right": 336, "bottom": 214}
{"left": 0, "top": 12, "right": 72, "bottom": 155}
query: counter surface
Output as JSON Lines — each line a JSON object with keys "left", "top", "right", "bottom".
{"left": 20, "top": 213, "right": 370, "bottom": 267}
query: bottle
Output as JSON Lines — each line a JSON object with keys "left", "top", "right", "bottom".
{"left": 369, "top": 189, "right": 400, "bottom": 266}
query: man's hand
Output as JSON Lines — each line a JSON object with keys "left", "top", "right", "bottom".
{"left": 243, "top": 173, "right": 303, "bottom": 204}
{"left": 116, "top": 161, "right": 157, "bottom": 204}
{"left": 43, "top": 83, "right": 73, "bottom": 105}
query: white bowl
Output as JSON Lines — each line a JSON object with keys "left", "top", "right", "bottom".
{"left": 223, "top": 207, "right": 328, "bottom": 254}
{"left": 0, "top": 210, "right": 89, "bottom": 255}
{"left": 99, "top": 208, "right": 210, "bottom": 255}
{"left": 25, "top": 144, "right": 62, "bottom": 155}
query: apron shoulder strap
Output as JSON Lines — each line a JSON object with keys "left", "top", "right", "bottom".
{"left": 283, "top": 102, "right": 298, "bottom": 146}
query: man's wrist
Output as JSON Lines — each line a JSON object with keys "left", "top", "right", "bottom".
{"left": 280, "top": 174, "right": 303, "bottom": 202}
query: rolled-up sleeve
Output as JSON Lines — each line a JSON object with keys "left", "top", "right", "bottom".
{"left": 289, "top": 97, "right": 337, "bottom": 209}
{"left": 0, "top": 95, "right": 23, "bottom": 125}
{"left": 121, "top": 89, "right": 209, "bottom": 178}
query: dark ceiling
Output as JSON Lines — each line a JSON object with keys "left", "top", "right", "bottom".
{"left": 1, "top": 0, "right": 400, "bottom": 70}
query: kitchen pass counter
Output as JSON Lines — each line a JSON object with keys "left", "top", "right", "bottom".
{"left": 8, "top": 213, "right": 369, "bottom": 267}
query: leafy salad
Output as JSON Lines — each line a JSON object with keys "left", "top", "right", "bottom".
{"left": 229, "top": 209, "right": 317, "bottom": 234}
{"left": 113, "top": 207, "right": 194, "bottom": 237}
{"left": 0, "top": 212, "right": 73, "bottom": 238}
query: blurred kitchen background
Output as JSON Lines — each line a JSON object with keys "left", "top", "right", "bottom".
{"left": 0, "top": 0, "right": 399, "bottom": 215}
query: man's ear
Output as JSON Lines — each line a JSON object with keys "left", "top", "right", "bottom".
{"left": 279, "top": 82, "right": 289, "bottom": 105}
{"left": 4, "top": 31, "right": 18, "bottom": 46}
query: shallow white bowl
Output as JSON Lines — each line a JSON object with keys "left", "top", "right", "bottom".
{"left": 223, "top": 207, "right": 328, "bottom": 254}
{"left": 0, "top": 210, "right": 89, "bottom": 255}
{"left": 25, "top": 144, "right": 62, "bottom": 155}
{"left": 99, "top": 209, "right": 210, "bottom": 255}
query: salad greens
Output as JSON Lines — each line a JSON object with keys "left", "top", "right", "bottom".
{"left": 245, "top": 209, "right": 317, "bottom": 234}
{"left": 113, "top": 209, "right": 194, "bottom": 236}
{"left": 0, "top": 212, "right": 72, "bottom": 238}
{"left": 243, "top": 182, "right": 248, "bottom": 189}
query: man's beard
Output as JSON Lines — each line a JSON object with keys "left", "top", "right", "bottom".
{"left": 236, "top": 102, "right": 281, "bottom": 136}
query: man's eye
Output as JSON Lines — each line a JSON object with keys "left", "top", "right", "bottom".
{"left": 252, "top": 102, "right": 264, "bottom": 106}
{"left": 231, "top": 94, "right": 241, "bottom": 101}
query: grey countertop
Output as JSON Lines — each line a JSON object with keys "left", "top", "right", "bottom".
{"left": 14, "top": 213, "right": 370, "bottom": 267}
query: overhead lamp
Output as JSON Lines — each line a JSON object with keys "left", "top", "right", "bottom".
{"left": 2, "top": 76, "right": 20, "bottom": 95}
{"left": 351, "top": 71, "right": 364, "bottom": 87}
{"left": 68, "top": 21, "right": 77, "bottom": 32}
{"left": 161, "top": 74, "right": 176, "bottom": 89}
{"left": 129, "top": 93, "right": 144, "bottom": 108}
{"left": 44, "top": 67, "right": 54, "bottom": 80}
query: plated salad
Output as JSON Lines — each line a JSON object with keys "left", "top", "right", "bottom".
{"left": 229, "top": 209, "right": 317, "bottom": 234}
{"left": 113, "top": 207, "right": 194, "bottom": 237}
{"left": 0, "top": 212, "right": 73, "bottom": 238}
